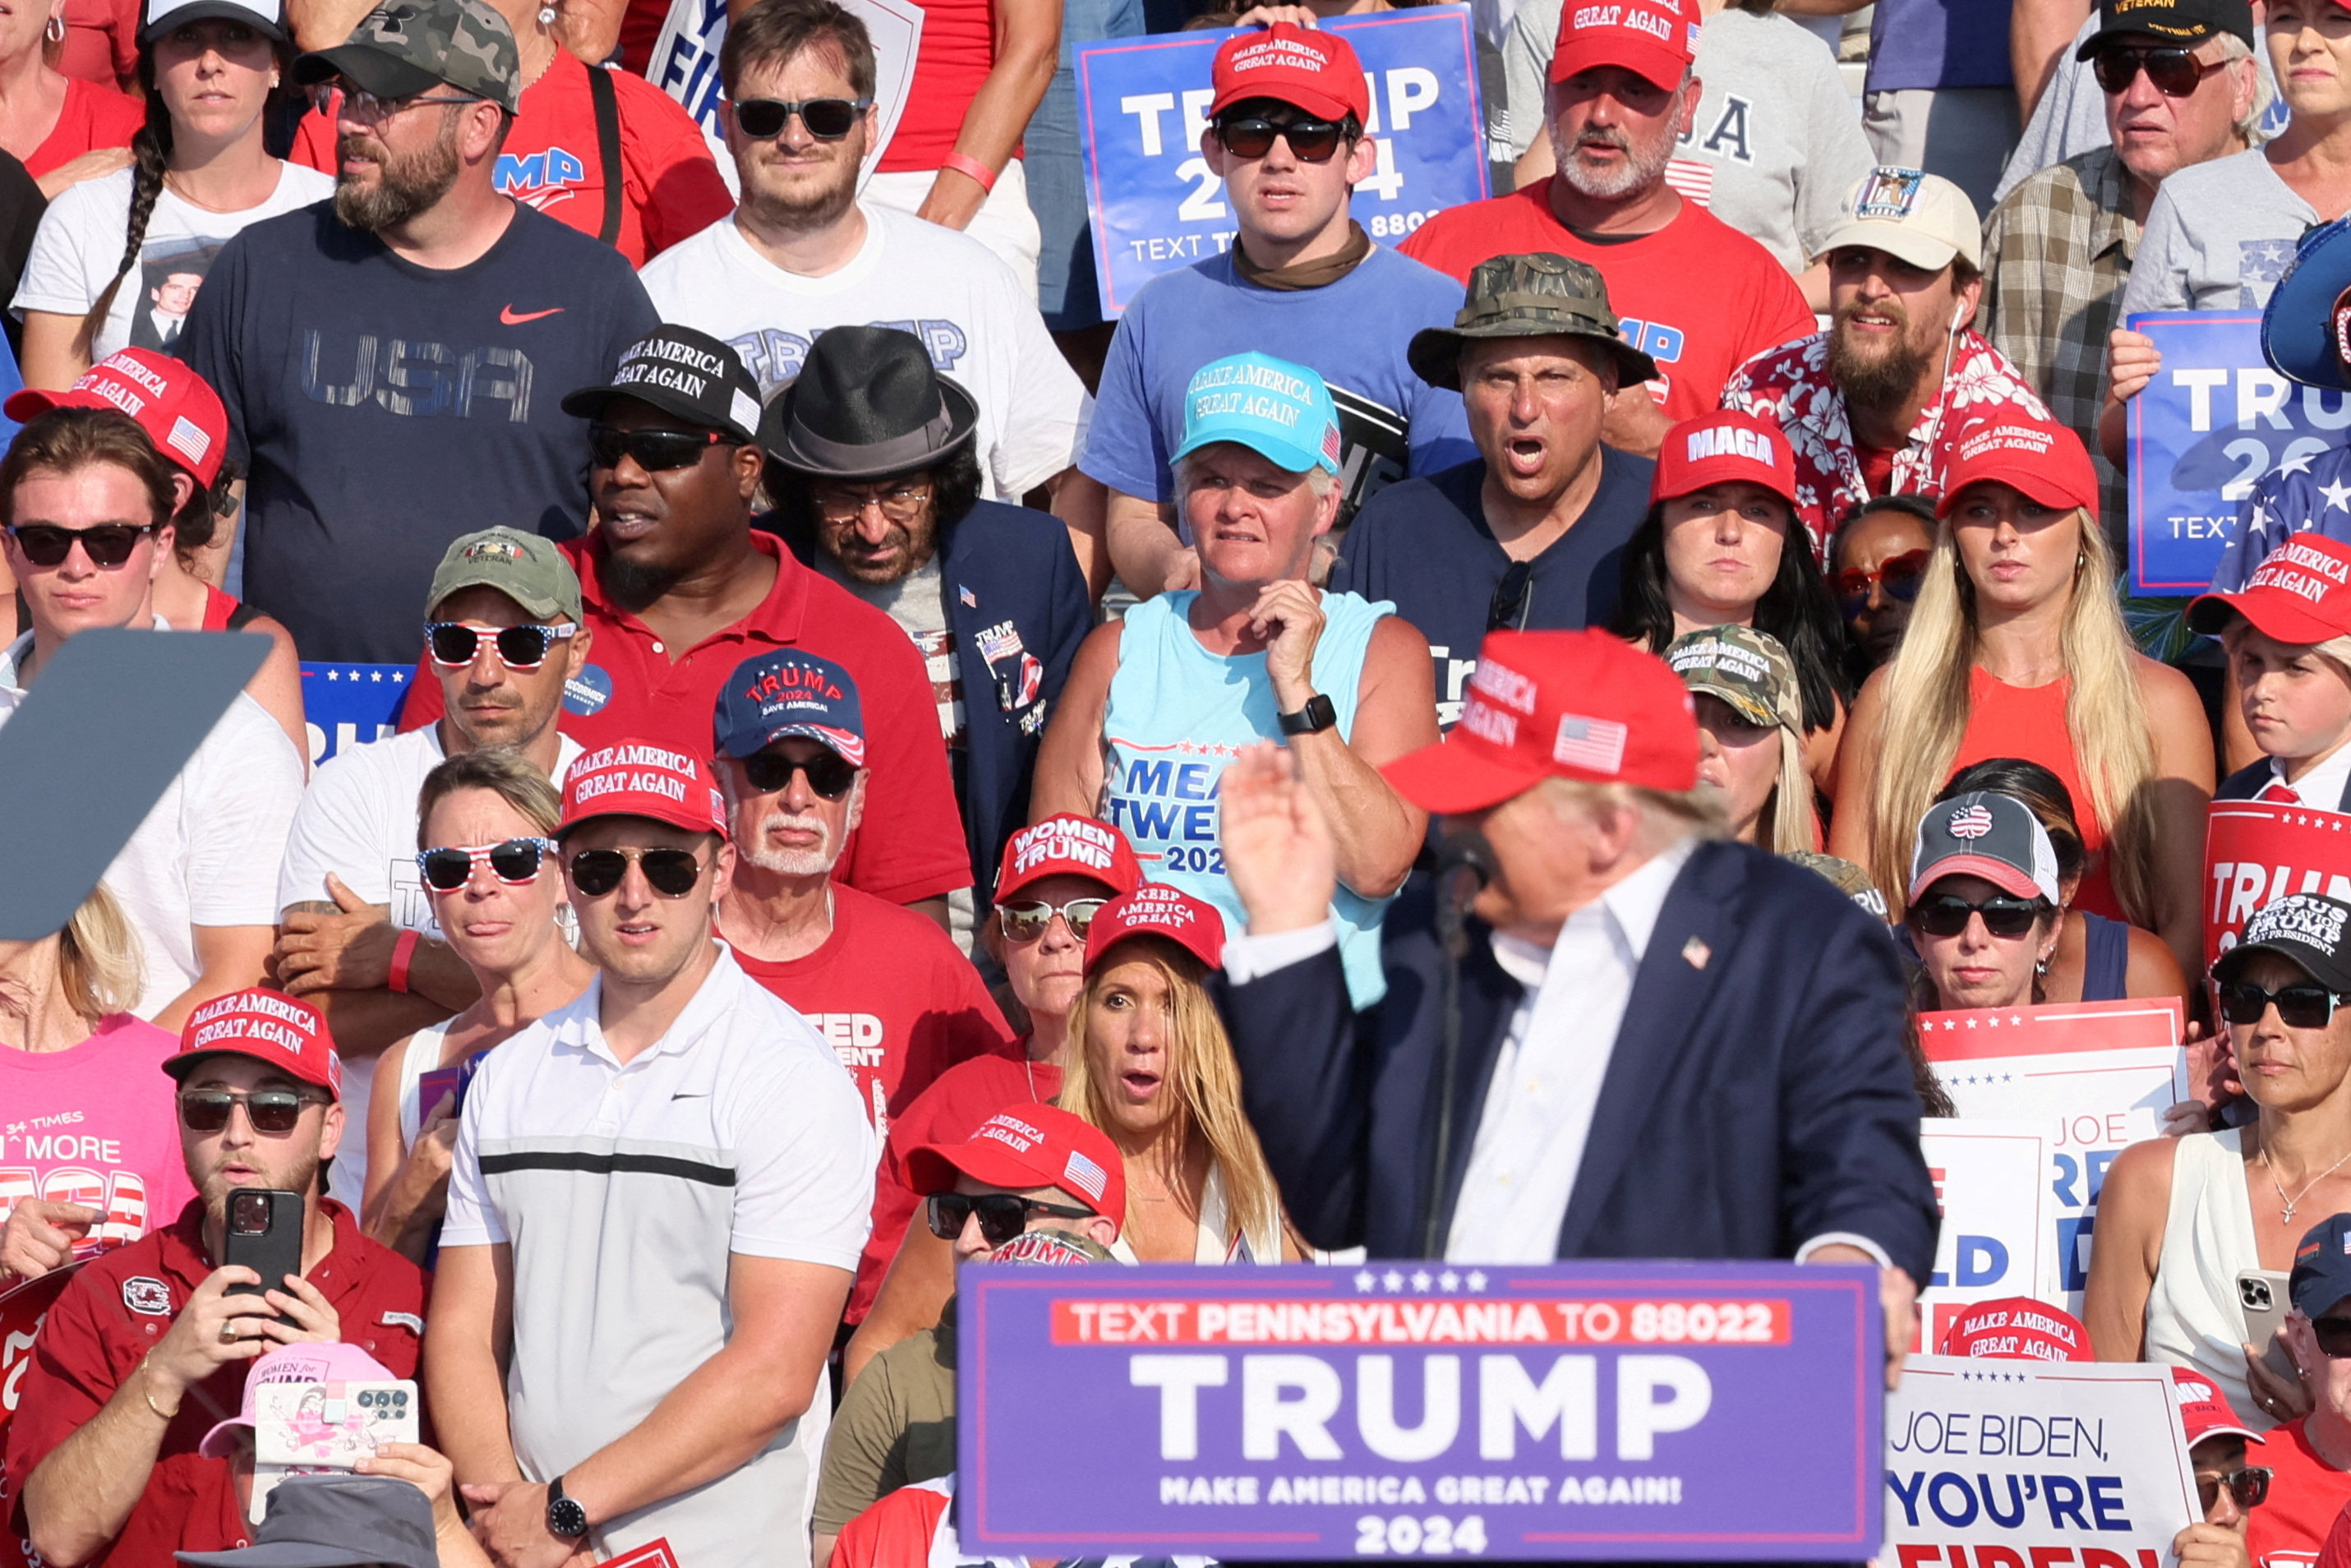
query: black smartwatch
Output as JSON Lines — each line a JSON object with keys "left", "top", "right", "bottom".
{"left": 1278, "top": 694, "right": 1337, "bottom": 736}
{"left": 547, "top": 1475, "right": 589, "bottom": 1540}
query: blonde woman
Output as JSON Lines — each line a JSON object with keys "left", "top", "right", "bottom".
{"left": 1829, "top": 420, "right": 2214, "bottom": 972}
{"left": 0, "top": 883, "right": 196, "bottom": 1283}
{"left": 1666, "top": 623, "right": 1818, "bottom": 855}
{"left": 1061, "top": 884, "right": 1302, "bottom": 1263}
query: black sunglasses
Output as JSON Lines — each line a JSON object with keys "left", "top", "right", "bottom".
{"left": 925, "top": 1192, "right": 1096, "bottom": 1246}
{"left": 178, "top": 1088, "right": 317, "bottom": 1135}
{"left": 734, "top": 95, "right": 873, "bottom": 140}
{"left": 1487, "top": 559, "right": 1533, "bottom": 633}
{"left": 2314, "top": 1315, "right": 2351, "bottom": 1358}
{"left": 590, "top": 425, "right": 731, "bottom": 473}
{"left": 1214, "top": 114, "right": 1348, "bottom": 162}
{"left": 7, "top": 522, "right": 156, "bottom": 568}
{"left": 2197, "top": 1466, "right": 2272, "bottom": 1513}
{"left": 999, "top": 897, "right": 1109, "bottom": 943}
{"left": 417, "top": 837, "right": 558, "bottom": 892}
{"left": 2219, "top": 980, "right": 2350, "bottom": 1029}
{"left": 1910, "top": 892, "right": 2051, "bottom": 940}
{"left": 425, "top": 621, "right": 578, "bottom": 671}
{"left": 567, "top": 846, "right": 706, "bottom": 898}
{"left": 743, "top": 749, "right": 858, "bottom": 800}
{"left": 2090, "top": 44, "right": 2224, "bottom": 96}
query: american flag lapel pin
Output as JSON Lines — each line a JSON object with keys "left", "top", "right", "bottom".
{"left": 1681, "top": 935, "right": 1711, "bottom": 970}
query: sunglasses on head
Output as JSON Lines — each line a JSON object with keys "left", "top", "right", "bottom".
{"left": 178, "top": 1088, "right": 317, "bottom": 1135}
{"left": 2219, "top": 979, "right": 2350, "bottom": 1029}
{"left": 2090, "top": 44, "right": 2224, "bottom": 96}
{"left": 742, "top": 749, "right": 858, "bottom": 800}
{"left": 924, "top": 1191, "right": 1096, "bottom": 1246}
{"left": 1910, "top": 892, "right": 2051, "bottom": 939}
{"left": 733, "top": 95, "right": 873, "bottom": 141}
{"left": 1832, "top": 549, "right": 1929, "bottom": 607}
{"left": 2197, "top": 1466, "right": 2272, "bottom": 1513}
{"left": 999, "top": 897, "right": 1109, "bottom": 943}
{"left": 7, "top": 522, "right": 156, "bottom": 569}
{"left": 567, "top": 845, "right": 707, "bottom": 898}
{"left": 425, "top": 621, "right": 577, "bottom": 671}
{"left": 589, "top": 425, "right": 731, "bottom": 473}
{"left": 417, "top": 837, "right": 559, "bottom": 892}
{"left": 1213, "top": 114, "right": 1348, "bottom": 162}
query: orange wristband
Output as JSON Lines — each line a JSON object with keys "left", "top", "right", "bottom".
{"left": 943, "top": 151, "right": 998, "bottom": 194}
{"left": 388, "top": 929, "right": 420, "bottom": 994}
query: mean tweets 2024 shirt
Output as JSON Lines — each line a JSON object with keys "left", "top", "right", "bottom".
{"left": 179, "top": 200, "right": 658, "bottom": 662}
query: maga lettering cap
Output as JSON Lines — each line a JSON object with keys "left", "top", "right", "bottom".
{"left": 5, "top": 348, "right": 228, "bottom": 487}
{"left": 1209, "top": 21, "right": 1370, "bottom": 124}
{"left": 996, "top": 813, "right": 1144, "bottom": 904}
{"left": 1174, "top": 351, "right": 1342, "bottom": 478}
{"left": 1907, "top": 791, "right": 2063, "bottom": 906}
{"left": 1653, "top": 410, "right": 1797, "bottom": 505}
{"left": 564, "top": 325, "right": 763, "bottom": 446}
{"left": 1666, "top": 624, "right": 1801, "bottom": 737}
{"left": 1406, "top": 251, "right": 1658, "bottom": 392}
{"left": 559, "top": 739, "right": 731, "bottom": 839}
{"left": 2214, "top": 892, "right": 2351, "bottom": 993}
{"left": 425, "top": 526, "right": 583, "bottom": 624}
{"left": 2171, "top": 1367, "right": 2266, "bottom": 1449}
{"left": 906, "top": 1105, "right": 1127, "bottom": 1229}
{"left": 176, "top": 1474, "right": 438, "bottom": 1568}
{"left": 1084, "top": 883, "right": 1226, "bottom": 975}
{"left": 293, "top": 0, "right": 519, "bottom": 114}
{"left": 1381, "top": 629, "right": 1699, "bottom": 815}
{"left": 714, "top": 649, "right": 865, "bottom": 767}
{"left": 1937, "top": 417, "right": 2101, "bottom": 518}
{"left": 1938, "top": 1297, "right": 2090, "bottom": 1362}
{"left": 1816, "top": 166, "right": 1982, "bottom": 273}
{"left": 2187, "top": 533, "right": 2351, "bottom": 644}
{"left": 1550, "top": 0, "right": 1700, "bottom": 91}
{"left": 163, "top": 988, "right": 342, "bottom": 1100}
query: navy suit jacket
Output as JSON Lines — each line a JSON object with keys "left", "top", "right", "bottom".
{"left": 1221, "top": 839, "right": 1939, "bottom": 1282}
{"left": 770, "top": 498, "right": 1090, "bottom": 902}
{"left": 2215, "top": 757, "right": 2351, "bottom": 809}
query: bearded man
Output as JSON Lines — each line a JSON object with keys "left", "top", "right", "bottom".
{"left": 1723, "top": 166, "right": 2054, "bottom": 555}
{"left": 177, "top": 0, "right": 659, "bottom": 664}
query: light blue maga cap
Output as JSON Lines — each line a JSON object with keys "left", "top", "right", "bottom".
{"left": 1172, "top": 351, "right": 1342, "bottom": 477}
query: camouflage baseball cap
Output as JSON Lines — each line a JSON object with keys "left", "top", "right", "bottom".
{"left": 1665, "top": 624, "right": 1802, "bottom": 736}
{"left": 426, "top": 527, "right": 582, "bottom": 623}
{"left": 295, "top": 0, "right": 519, "bottom": 113}
{"left": 1407, "top": 251, "right": 1659, "bottom": 392}
{"left": 1783, "top": 851, "right": 1890, "bottom": 919}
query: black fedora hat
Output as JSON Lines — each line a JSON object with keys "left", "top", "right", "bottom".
{"left": 761, "top": 325, "right": 980, "bottom": 481}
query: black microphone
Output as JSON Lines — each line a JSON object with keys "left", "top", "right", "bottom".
{"left": 1433, "top": 828, "right": 1496, "bottom": 950}
{"left": 1424, "top": 827, "right": 1495, "bottom": 1260}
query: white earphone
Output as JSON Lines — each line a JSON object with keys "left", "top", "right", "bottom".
{"left": 1949, "top": 302, "right": 1966, "bottom": 331}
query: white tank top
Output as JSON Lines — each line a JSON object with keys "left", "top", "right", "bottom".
{"left": 2146, "top": 1128, "right": 2271, "bottom": 1430}
{"left": 395, "top": 1022, "right": 454, "bottom": 1151}
{"left": 1109, "top": 1160, "right": 1284, "bottom": 1265}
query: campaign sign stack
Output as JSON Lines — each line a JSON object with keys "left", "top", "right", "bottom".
{"left": 300, "top": 663, "right": 413, "bottom": 767}
{"left": 958, "top": 1261, "right": 1883, "bottom": 1559}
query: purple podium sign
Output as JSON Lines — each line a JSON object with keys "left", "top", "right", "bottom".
{"left": 958, "top": 1261, "right": 1883, "bottom": 1560}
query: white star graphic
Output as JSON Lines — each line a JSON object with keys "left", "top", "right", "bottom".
{"left": 1466, "top": 1270, "right": 1487, "bottom": 1291}
{"left": 1382, "top": 1270, "right": 1405, "bottom": 1292}
{"left": 1439, "top": 1271, "right": 1460, "bottom": 1292}
{"left": 1354, "top": 1270, "right": 1376, "bottom": 1294}
{"left": 327, "top": 669, "right": 340, "bottom": 680}
{"left": 2281, "top": 450, "right": 2320, "bottom": 477}
{"left": 370, "top": 670, "right": 384, "bottom": 682}
{"left": 391, "top": 670, "right": 406, "bottom": 683}
{"left": 2320, "top": 478, "right": 2351, "bottom": 514}
{"left": 1411, "top": 1269, "right": 1433, "bottom": 1292}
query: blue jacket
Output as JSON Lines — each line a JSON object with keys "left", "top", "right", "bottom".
{"left": 2215, "top": 756, "right": 2351, "bottom": 809}
{"left": 769, "top": 498, "right": 1091, "bottom": 902}
{"left": 1219, "top": 839, "right": 1939, "bottom": 1280}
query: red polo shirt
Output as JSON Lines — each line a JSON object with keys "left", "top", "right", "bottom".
{"left": 400, "top": 530, "right": 970, "bottom": 905}
{"left": 4, "top": 1199, "right": 426, "bottom": 1566}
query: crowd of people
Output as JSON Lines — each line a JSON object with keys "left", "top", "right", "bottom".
{"left": 5, "top": 0, "right": 2351, "bottom": 1554}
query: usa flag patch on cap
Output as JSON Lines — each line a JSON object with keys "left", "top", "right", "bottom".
{"left": 1063, "top": 1150, "right": 1109, "bottom": 1203}
{"left": 167, "top": 414, "right": 211, "bottom": 468}
{"left": 1552, "top": 713, "right": 1628, "bottom": 774}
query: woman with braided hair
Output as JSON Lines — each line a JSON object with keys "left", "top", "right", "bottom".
{"left": 12, "top": 0, "right": 328, "bottom": 390}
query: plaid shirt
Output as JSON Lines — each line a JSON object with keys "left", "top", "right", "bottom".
{"left": 1980, "top": 146, "right": 2139, "bottom": 535}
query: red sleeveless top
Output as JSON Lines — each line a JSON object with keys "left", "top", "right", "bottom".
{"left": 1948, "top": 666, "right": 2123, "bottom": 920}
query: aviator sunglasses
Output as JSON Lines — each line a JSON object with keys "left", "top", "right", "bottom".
{"left": 567, "top": 846, "right": 708, "bottom": 898}
{"left": 2088, "top": 44, "right": 2225, "bottom": 97}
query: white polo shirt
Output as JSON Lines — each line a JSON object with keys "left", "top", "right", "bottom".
{"left": 443, "top": 947, "right": 874, "bottom": 1568}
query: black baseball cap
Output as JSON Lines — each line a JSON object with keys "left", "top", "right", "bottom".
{"left": 2213, "top": 892, "right": 2351, "bottom": 992}
{"left": 2075, "top": 0, "right": 2253, "bottom": 57}
{"left": 562, "top": 325, "right": 763, "bottom": 445}
{"left": 2293, "top": 1214, "right": 2351, "bottom": 1318}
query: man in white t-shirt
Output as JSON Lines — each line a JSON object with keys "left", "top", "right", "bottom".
{"left": 638, "top": 0, "right": 1111, "bottom": 597}
{"left": 426, "top": 740, "right": 872, "bottom": 1568}
{"left": 0, "top": 406, "right": 302, "bottom": 1030}
{"left": 272, "top": 526, "right": 590, "bottom": 1206}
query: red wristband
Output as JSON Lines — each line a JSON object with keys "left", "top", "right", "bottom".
{"left": 388, "top": 929, "right": 420, "bottom": 994}
{"left": 942, "top": 151, "right": 998, "bottom": 194}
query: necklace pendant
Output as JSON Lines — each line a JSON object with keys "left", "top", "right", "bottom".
{"left": 2286, "top": 1203, "right": 2300, "bottom": 1222}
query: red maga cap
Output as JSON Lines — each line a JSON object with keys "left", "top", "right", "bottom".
{"left": 1083, "top": 883, "right": 1225, "bottom": 974}
{"left": 5, "top": 348, "right": 228, "bottom": 487}
{"left": 164, "top": 989, "right": 342, "bottom": 1100}
{"left": 1652, "top": 410, "right": 1798, "bottom": 506}
{"left": 1937, "top": 1296, "right": 2090, "bottom": 1363}
{"left": 1937, "top": 417, "right": 2100, "bottom": 519}
{"left": 2172, "top": 1366, "right": 2266, "bottom": 1448}
{"left": 1210, "top": 22, "right": 1371, "bottom": 125}
{"left": 2186, "top": 533, "right": 2351, "bottom": 646}
{"left": 560, "top": 739, "right": 730, "bottom": 839}
{"left": 1550, "top": 0, "right": 1701, "bottom": 90}
{"left": 1382, "top": 629, "right": 1699, "bottom": 815}
{"left": 997, "top": 813, "right": 1144, "bottom": 904}
{"left": 906, "top": 1104, "right": 1127, "bottom": 1228}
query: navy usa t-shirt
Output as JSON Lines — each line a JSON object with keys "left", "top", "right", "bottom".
{"left": 179, "top": 201, "right": 658, "bottom": 662}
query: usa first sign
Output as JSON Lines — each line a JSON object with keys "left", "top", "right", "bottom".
{"left": 1077, "top": 8, "right": 1487, "bottom": 316}
{"left": 959, "top": 1261, "right": 1883, "bottom": 1560}
{"left": 2127, "top": 310, "right": 2351, "bottom": 593}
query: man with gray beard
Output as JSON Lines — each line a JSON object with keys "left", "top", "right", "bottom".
{"left": 1722, "top": 167, "right": 2054, "bottom": 555}
{"left": 177, "top": 0, "right": 657, "bottom": 664}
{"left": 708, "top": 648, "right": 1017, "bottom": 1156}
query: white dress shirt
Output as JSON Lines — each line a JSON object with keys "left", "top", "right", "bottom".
{"left": 2263, "top": 742, "right": 2351, "bottom": 811}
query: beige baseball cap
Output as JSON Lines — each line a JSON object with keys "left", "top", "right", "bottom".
{"left": 1815, "top": 166, "right": 1982, "bottom": 273}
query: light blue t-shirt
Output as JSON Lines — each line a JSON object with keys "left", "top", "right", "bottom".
{"left": 1103, "top": 588, "right": 1396, "bottom": 1007}
{"left": 1079, "top": 245, "right": 1476, "bottom": 519}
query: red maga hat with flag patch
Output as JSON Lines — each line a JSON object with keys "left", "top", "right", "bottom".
{"left": 1550, "top": 0, "right": 1701, "bottom": 91}
{"left": 906, "top": 1104, "right": 1127, "bottom": 1227}
{"left": 164, "top": 988, "right": 342, "bottom": 1099}
{"left": 2187, "top": 533, "right": 2351, "bottom": 645}
{"left": 560, "top": 739, "right": 730, "bottom": 839}
{"left": 7, "top": 347, "right": 228, "bottom": 487}
{"left": 1938, "top": 417, "right": 2100, "bottom": 519}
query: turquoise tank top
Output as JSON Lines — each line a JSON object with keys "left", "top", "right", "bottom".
{"left": 1102, "top": 588, "right": 1396, "bottom": 1007}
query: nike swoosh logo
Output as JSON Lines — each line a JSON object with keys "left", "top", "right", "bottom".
{"left": 500, "top": 305, "right": 565, "bottom": 325}
{"left": 671, "top": 1091, "right": 709, "bottom": 1100}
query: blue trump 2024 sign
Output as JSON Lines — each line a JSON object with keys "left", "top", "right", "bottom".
{"left": 301, "top": 662, "right": 413, "bottom": 767}
{"left": 1077, "top": 9, "right": 1487, "bottom": 316}
{"left": 959, "top": 1261, "right": 1882, "bottom": 1560}
{"left": 2127, "top": 310, "right": 2351, "bottom": 593}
